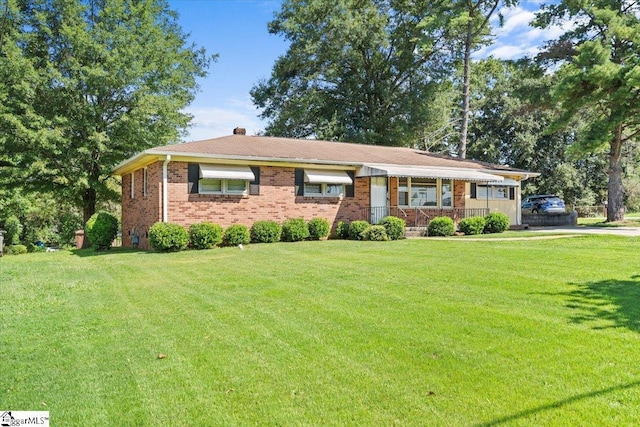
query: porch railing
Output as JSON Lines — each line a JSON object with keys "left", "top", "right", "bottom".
{"left": 360, "top": 206, "right": 489, "bottom": 227}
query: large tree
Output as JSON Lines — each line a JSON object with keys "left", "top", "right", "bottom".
{"left": 251, "top": 0, "right": 453, "bottom": 146}
{"left": 534, "top": 0, "right": 640, "bottom": 221}
{"left": 0, "top": 0, "right": 212, "bottom": 222}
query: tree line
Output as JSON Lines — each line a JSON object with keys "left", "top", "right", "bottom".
{"left": 2, "top": 0, "right": 639, "bottom": 246}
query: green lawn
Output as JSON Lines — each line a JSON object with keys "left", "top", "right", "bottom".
{"left": 2, "top": 236, "right": 640, "bottom": 426}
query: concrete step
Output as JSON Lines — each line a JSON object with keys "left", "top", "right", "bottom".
{"left": 405, "top": 227, "right": 428, "bottom": 238}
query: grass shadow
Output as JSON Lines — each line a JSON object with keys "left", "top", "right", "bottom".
{"left": 475, "top": 380, "right": 640, "bottom": 426}
{"left": 70, "top": 247, "right": 151, "bottom": 258}
{"left": 560, "top": 277, "right": 640, "bottom": 332}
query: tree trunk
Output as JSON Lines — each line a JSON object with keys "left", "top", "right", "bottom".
{"left": 607, "top": 125, "right": 625, "bottom": 222}
{"left": 458, "top": 21, "right": 473, "bottom": 160}
{"left": 82, "top": 187, "right": 97, "bottom": 225}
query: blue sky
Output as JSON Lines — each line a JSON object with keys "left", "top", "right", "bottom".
{"left": 168, "top": 0, "right": 561, "bottom": 141}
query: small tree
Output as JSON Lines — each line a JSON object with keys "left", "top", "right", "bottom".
{"left": 85, "top": 211, "right": 119, "bottom": 250}
{"left": 4, "top": 216, "right": 22, "bottom": 245}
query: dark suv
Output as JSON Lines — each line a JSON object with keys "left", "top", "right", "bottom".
{"left": 522, "top": 194, "right": 566, "bottom": 214}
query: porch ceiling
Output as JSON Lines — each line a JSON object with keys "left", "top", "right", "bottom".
{"left": 357, "top": 164, "right": 505, "bottom": 182}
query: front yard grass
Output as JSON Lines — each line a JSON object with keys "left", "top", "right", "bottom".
{"left": 2, "top": 236, "right": 640, "bottom": 426}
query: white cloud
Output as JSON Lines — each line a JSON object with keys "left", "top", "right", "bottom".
{"left": 183, "top": 99, "right": 266, "bottom": 141}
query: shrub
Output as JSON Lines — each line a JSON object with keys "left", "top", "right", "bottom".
{"left": 4, "top": 215, "right": 22, "bottom": 245}
{"left": 427, "top": 216, "right": 455, "bottom": 237}
{"left": 27, "top": 243, "right": 46, "bottom": 253}
{"left": 251, "top": 220, "right": 282, "bottom": 243}
{"left": 458, "top": 216, "right": 486, "bottom": 235}
{"left": 281, "top": 218, "right": 310, "bottom": 242}
{"left": 348, "top": 220, "right": 370, "bottom": 240}
{"left": 484, "top": 212, "right": 510, "bottom": 234}
{"left": 189, "top": 222, "right": 223, "bottom": 249}
{"left": 148, "top": 222, "right": 189, "bottom": 252}
{"left": 335, "top": 221, "right": 350, "bottom": 239}
{"left": 5, "top": 244, "right": 28, "bottom": 255}
{"left": 307, "top": 217, "right": 330, "bottom": 240}
{"left": 85, "top": 211, "right": 119, "bottom": 250}
{"left": 223, "top": 224, "right": 251, "bottom": 246}
{"left": 361, "top": 225, "right": 389, "bottom": 241}
{"left": 378, "top": 216, "right": 405, "bottom": 240}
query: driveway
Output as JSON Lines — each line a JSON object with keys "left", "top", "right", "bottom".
{"left": 529, "top": 225, "right": 640, "bottom": 237}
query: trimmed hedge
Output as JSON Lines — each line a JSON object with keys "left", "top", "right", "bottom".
{"left": 484, "top": 212, "right": 510, "bottom": 234}
{"left": 361, "top": 225, "right": 389, "bottom": 241}
{"left": 348, "top": 220, "right": 370, "bottom": 240}
{"left": 223, "top": 224, "right": 251, "bottom": 246}
{"left": 335, "top": 221, "right": 350, "bottom": 239}
{"left": 281, "top": 218, "right": 310, "bottom": 242}
{"left": 427, "top": 216, "right": 455, "bottom": 237}
{"left": 378, "top": 216, "right": 405, "bottom": 240}
{"left": 307, "top": 217, "right": 330, "bottom": 240}
{"left": 149, "top": 222, "right": 189, "bottom": 252}
{"left": 189, "top": 222, "right": 223, "bottom": 249}
{"left": 458, "top": 216, "right": 486, "bottom": 235}
{"left": 85, "top": 211, "right": 119, "bottom": 250}
{"left": 251, "top": 220, "right": 282, "bottom": 243}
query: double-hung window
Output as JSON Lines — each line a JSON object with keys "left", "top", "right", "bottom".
{"left": 198, "top": 165, "right": 255, "bottom": 195}
{"left": 302, "top": 169, "right": 352, "bottom": 197}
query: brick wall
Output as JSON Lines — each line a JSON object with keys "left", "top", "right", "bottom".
{"left": 121, "top": 162, "right": 162, "bottom": 249}
{"left": 121, "top": 161, "right": 371, "bottom": 249}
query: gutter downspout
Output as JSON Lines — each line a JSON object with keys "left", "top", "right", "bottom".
{"left": 162, "top": 155, "right": 171, "bottom": 222}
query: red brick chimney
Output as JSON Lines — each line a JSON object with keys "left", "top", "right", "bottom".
{"left": 233, "top": 127, "right": 246, "bottom": 135}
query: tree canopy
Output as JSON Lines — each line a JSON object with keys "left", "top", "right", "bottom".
{"left": 534, "top": 0, "right": 640, "bottom": 221}
{"left": 0, "top": 0, "right": 212, "bottom": 222}
{"left": 251, "top": 0, "right": 454, "bottom": 146}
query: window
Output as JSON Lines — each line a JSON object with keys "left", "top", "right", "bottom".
{"left": 398, "top": 177, "right": 453, "bottom": 208}
{"left": 441, "top": 180, "right": 453, "bottom": 207}
{"left": 130, "top": 172, "right": 135, "bottom": 199}
{"left": 299, "top": 169, "right": 352, "bottom": 197}
{"left": 475, "top": 185, "right": 508, "bottom": 200}
{"left": 197, "top": 164, "right": 254, "bottom": 195}
{"left": 143, "top": 167, "right": 148, "bottom": 197}
{"left": 398, "top": 178, "right": 409, "bottom": 206}
{"left": 199, "top": 178, "right": 248, "bottom": 195}
{"left": 411, "top": 178, "right": 437, "bottom": 207}
{"left": 304, "top": 182, "right": 344, "bottom": 197}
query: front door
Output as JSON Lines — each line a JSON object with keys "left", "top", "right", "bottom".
{"left": 370, "top": 176, "right": 388, "bottom": 224}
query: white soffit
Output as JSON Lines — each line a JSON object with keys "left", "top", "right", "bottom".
{"left": 304, "top": 169, "right": 353, "bottom": 184}
{"left": 358, "top": 164, "right": 504, "bottom": 183}
{"left": 486, "top": 178, "right": 519, "bottom": 187}
{"left": 199, "top": 164, "right": 255, "bottom": 180}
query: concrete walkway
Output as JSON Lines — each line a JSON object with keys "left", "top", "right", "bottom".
{"left": 529, "top": 225, "right": 640, "bottom": 237}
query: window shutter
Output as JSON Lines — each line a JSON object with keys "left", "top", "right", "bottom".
{"left": 470, "top": 183, "right": 477, "bottom": 199}
{"left": 345, "top": 171, "right": 355, "bottom": 198}
{"left": 509, "top": 187, "right": 515, "bottom": 200}
{"left": 249, "top": 167, "right": 260, "bottom": 195}
{"left": 188, "top": 163, "right": 200, "bottom": 194}
{"left": 295, "top": 168, "right": 305, "bottom": 196}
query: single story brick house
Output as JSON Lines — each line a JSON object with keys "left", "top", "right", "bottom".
{"left": 113, "top": 128, "right": 538, "bottom": 249}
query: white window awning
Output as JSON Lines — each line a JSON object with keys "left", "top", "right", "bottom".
{"left": 304, "top": 169, "right": 353, "bottom": 184}
{"left": 358, "top": 164, "right": 504, "bottom": 183}
{"left": 199, "top": 164, "right": 255, "bottom": 181}
{"left": 485, "top": 178, "right": 519, "bottom": 187}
